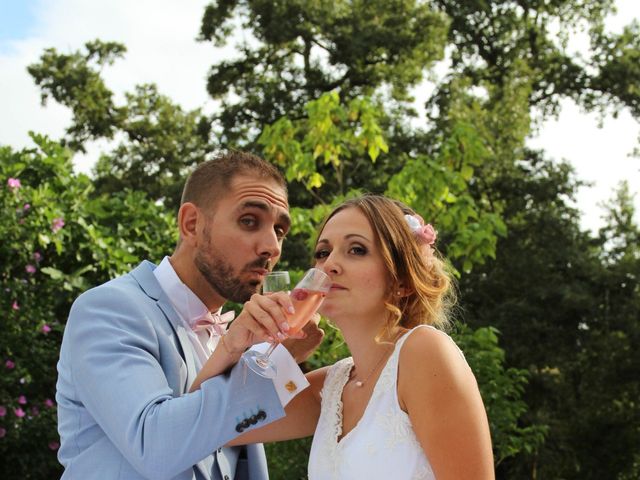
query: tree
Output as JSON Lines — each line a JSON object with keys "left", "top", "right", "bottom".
{"left": 28, "top": 41, "right": 214, "bottom": 210}
{"left": 458, "top": 154, "right": 640, "bottom": 478}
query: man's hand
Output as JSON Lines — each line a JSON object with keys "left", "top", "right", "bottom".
{"left": 282, "top": 314, "right": 324, "bottom": 364}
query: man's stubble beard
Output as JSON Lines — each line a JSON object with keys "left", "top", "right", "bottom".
{"left": 194, "top": 224, "right": 265, "bottom": 303}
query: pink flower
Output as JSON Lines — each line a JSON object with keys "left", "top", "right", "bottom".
{"left": 49, "top": 441, "right": 60, "bottom": 451}
{"left": 14, "top": 408, "right": 25, "bottom": 418}
{"left": 404, "top": 214, "right": 438, "bottom": 246}
{"left": 42, "top": 324, "right": 51, "bottom": 334}
{"left": 33, "top": 252, "right": 42, "bottom": 262}
{"left": 44, "top": 398, "right": 55, "bottom": 408}
{"left": 51, "top": 217, "right": 65, "bottom": 233}
{"left": 0, "top": 427, "right": 6, "bottom": 438}
{"left": 7, "top": 178, "right": 21, "bottom": 190}
{"left": 23, "top": 203, "right": 30, "bottom": 211}
{"left": 18, "top": 396, "right": 27, "bottom": 405}
{"left": 26, "top": 264, "right": 36, "bottom": 274}
{"left": 12, "top": 301, "right": 19, "bottom": 310}
{"left": 0, "top": 406, "right": 6, "bottom": 417}
{"left": 5, "top": 360, "right": 15, "bottom": 369}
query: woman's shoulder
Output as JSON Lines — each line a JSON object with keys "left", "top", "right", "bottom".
{"left": 400, "top": 325, "right": 462, "bottom": 357}
{"left": 398, "top": 325, "right": 471, "bottom": 390}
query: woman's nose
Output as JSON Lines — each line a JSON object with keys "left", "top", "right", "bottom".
{"left": 320, "top": 252, "right": 340, "bottom": 275}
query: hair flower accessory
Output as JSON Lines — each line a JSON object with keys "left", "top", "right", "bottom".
{"left": 404, "top": 214, "right": 437, "bottom": 246}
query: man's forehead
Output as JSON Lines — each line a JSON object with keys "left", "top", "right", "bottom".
{"left": 229, "top": 175, "right": 289, "bottom": 211}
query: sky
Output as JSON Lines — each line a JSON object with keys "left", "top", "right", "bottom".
{"left": 1, "top": 0, "right": 638, "bottom": 233}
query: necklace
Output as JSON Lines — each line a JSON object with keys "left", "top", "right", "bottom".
{"left": 351, "top": 346, "right": 393, "bottom": 388}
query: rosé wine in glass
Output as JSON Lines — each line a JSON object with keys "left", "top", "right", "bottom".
{"left": 285, "top": 288, "right": 327, "bottom": 335}
{"left": 242, "top": 268, "right": 331, "bottom": 378}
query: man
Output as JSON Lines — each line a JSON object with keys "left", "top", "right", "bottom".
{"left": 56, "top": 151, "right": 322, "bottom": 479}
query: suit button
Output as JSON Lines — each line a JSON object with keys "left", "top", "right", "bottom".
{"left": 249, "top": 415, "right": 258, "bottom": 425}
{"left": 235, "top": 424, "right": 244, "bottom": 433}
{"left": 224, "top": 476, "right": 230, "bottom": 480}
{"left": 256, "top": 410, "right": 267, "bottom": 420}
{"left": 240, "top": 418, "right": 251, "bottom": 429}
{"left": 217, "top": 448, "right": 222, "bottom": 453}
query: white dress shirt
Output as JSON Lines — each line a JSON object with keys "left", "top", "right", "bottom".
{"left": 153, "top": 256, "right": 308, "bottom": 406}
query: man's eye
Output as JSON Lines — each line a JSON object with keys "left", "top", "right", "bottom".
{"left": 275, "top": 227, "right": 287, "bottom": 240}
{"left": 240, "top": 217, "right": 257, "bottom": 227}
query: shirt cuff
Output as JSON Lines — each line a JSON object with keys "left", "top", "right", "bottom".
{"left": 249, "top": 342, "right": 309, "bottom": 407}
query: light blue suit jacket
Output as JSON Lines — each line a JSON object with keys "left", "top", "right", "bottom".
{"left": 56, "top": 261, "right": 284, "bottom": 479}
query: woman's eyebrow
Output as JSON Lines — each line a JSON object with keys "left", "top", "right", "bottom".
{"left": 316, "top": 233, "right": 371, "bottom": 244}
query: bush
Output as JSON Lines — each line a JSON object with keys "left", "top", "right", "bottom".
{"left": 0, "top": 135, "right": 175, "bottom": 478}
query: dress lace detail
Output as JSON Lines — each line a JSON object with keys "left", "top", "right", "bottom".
{"left": 308, "top": 325, "right": 453, "bottom": 479}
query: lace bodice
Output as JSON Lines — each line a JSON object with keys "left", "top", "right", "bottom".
{"left": 308, "top": 326, "right": 444, "bottom": 480}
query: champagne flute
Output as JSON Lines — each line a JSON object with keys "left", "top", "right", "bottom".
{"left": 242, "top": 268, "right": 331, "bottom": 378}
{"left": 262, "top": 271, "right": 290, "bottom": 294}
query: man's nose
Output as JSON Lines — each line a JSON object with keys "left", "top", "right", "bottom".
{"left": 258, "top": 229, "right": 282, "bottom": 260}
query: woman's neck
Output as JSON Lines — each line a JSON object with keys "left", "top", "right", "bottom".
{"left": 339, "top": 316, "right": 404, "bottom": 374}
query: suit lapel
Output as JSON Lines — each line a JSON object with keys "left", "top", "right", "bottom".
{"left": 173, "top": 317, "right": 199, "bottom": 388}
{"left": 130, "top": 261, "right": 215, "bottom": 480}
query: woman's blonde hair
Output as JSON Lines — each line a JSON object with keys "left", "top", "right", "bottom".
{"left": 315, "top": 195, "right": 455, "bottom": 338}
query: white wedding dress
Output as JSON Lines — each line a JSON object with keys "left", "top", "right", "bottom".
{"left": 308, "top": 325, "right": 445, "bottom": 480}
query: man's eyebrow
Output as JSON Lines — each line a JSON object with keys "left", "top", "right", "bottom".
{"left": 239, "top": 201, "right": 291, "bottom": 230}
{"left": 239, "top": 200, "right": 270, "bottom": 211}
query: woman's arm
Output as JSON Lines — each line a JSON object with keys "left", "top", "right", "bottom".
{"left": 398, "top": 327, "right": 494, "bottom": 480}
{"left": 227, "top": 366, "right": 329, "bottom": 445}
{"left": 190, "top": 336, "right": 243, "bottom": 392}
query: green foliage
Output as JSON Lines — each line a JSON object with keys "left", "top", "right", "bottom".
{"left": 0, "top": 135, "right": 175, "bottom": 478}
{"left": 200, "top": 0, "right": 449, "bottom": 145}
{"left": 27, "top": 41, "right": 127, "bottom": 149}
{"left": 452, "top": 325, "right": 547, "bottom": 464}
{"left": 458, "top": 153, "right": 640, "bottom": 478}
{"left": 28, "top": 42, "right": 214, "bottom": 210}
{"left": 259, "top": 91, "right": 388, "bottom": 192}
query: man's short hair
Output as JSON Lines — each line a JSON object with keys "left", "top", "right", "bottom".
{"left": 180, "top": 151, "right": 287, "bottom": 212}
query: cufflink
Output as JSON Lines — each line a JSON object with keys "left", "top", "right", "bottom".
{"left": 285, "top": 381, "right": 297, "bottom": 393}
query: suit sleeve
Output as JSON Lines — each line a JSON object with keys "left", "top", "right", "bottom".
{"left": 64, "top": 285, "right": 284, "bottom": 480}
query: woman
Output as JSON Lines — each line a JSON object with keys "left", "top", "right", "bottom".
{"left": 202, "top": 194, "right": 494, "bottom": 479}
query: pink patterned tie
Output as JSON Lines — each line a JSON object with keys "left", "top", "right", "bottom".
{"left": 192, "top": 311, "right": 235, "bottom": 337}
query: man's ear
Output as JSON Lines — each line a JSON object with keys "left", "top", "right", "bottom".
{"left": 177, "top": 202, "right": 199, "bottom": 246}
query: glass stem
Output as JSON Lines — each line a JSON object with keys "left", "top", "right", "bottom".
{"left": 263, "top": 342, "right": 278, "bottom": 359}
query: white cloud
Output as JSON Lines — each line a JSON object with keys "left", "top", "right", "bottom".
{"left": 529, "top": 100, "right": 639, "bottom": 232}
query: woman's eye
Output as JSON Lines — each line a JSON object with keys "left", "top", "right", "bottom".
{"left": 314, "top": 250, "right": 329, "bottom": 259}
{"left": 349, "top": 245, "right": 367, "bottom": 255}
